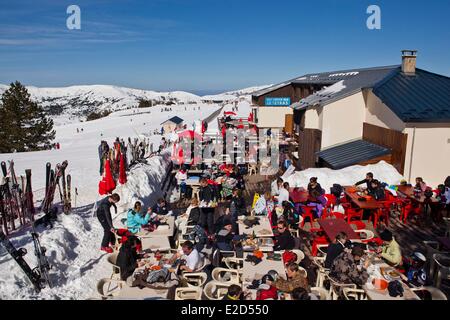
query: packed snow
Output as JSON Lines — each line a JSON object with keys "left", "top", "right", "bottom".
{"left": 0, "top": 100, "right": 223, "bottom": 299}
{"left": 282, "top": 161, "right": 405, "bottom": 192}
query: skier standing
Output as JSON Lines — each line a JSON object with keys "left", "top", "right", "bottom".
{"left": 97, "top": 193, "right": 120, "bottom": 253}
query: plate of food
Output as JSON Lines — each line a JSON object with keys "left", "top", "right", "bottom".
{"left": 380, "top": 267, "right": 401, "bottom": 281}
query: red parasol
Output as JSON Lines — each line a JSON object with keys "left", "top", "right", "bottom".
{"left": 99, "top": 159, "right": 116, "bottom": 195}
{"left": 119, "top": 153, "right": 127, "bottom": 185}
{"left": 178, "top": 130, "right": 203, "bottom": 141}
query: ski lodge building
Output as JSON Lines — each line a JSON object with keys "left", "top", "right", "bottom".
{"left": 161, "top": 116, "right": 184, "bottom": 133}
{"left": 251, "top": 51, "right": 450, "bottom": 186}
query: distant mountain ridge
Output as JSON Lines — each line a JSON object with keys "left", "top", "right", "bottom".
{"left": 0, "top": 83, "right": 271, "bottom": 124}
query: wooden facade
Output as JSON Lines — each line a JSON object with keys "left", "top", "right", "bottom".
{"left": 284, "top": 114, "right": 294, "bottom": 134}
{"left": 296, "top": 128, "right": 322, "bottom": 169}
{"left": 252, "top": 84, "right": 325, "bottom": 106}
{"left": 362, "top": 123, "right": 408, "bottom": 174}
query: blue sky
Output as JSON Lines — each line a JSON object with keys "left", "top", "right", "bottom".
{"left": 0, "top": 0, "right": 449, "bottom": 94}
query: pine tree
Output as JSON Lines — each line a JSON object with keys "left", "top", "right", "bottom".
{"left": 0, "top": 81, "right": 55, "bottom": 152}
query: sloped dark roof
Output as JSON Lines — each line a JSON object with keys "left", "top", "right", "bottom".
{"left": 292, "top": 66, "right": 399, "bottom": 110}
{"left": 252, "top": 65, "right": 399, "bottom": 98}
{"left": 161, "top": 116, "right": 184, "bottom": 125}
{"left": 317, "top": 140, "right": 391, "bottom": 170}
{"left": 372, "top": 68, "right": 450, "bottom": 122}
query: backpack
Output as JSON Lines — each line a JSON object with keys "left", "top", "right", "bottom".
{"left": 330, "top": 184, "right": 343, "bottom": 199}
{"left": 282, "top": 251, "right": 297, "bottom": 265}
{"left": 388, "top": 280, "right": 404, "bottom": 297}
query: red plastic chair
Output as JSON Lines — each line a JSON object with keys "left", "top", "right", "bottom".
{"left": 330, "top": 211, "right": 345, "bottom": 220}
{"left": 310, "top": 228, "right": 329, "bottom": 256}
{"left": 323, "top": 194, "right": 337, "bottom": 216}
{"left": 345, "top": 207, "right": 363, "bottom": 223}
{"left": 301, "top": 206, "right": 316, "bottom": 228}
{"left": 349, "top": 221, "right": 366, "bottom": 230}
{"left": 399, "top": 200, "right": 422, "bottom": 224}
{"left": 369, "top": 205, "right": 390, "bottom": 229}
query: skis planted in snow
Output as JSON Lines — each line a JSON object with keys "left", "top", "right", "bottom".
{"left": 66, "top": 174, "right": 72, "bottom": 214}
{"left": 1, "top": 161, "right": 7, "bottom": 178}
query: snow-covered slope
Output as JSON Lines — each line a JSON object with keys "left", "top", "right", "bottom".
{"left": 0, "top": 84, "right": 203, "bottom": 125}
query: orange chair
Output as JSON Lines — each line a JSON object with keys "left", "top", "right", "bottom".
{"left": 369, "top": 205, "right": 390, "bottom": 229}
{"left": 301, "top": 206, "right": 316, "bottom": 228}
{"left": 399, "top": 200, "right": 422, "bottom": 224}
{"left": 345, "top": 207, "right": 363, "bottom": 223}
{"left": 330, "top": 211, "right": 345, "bottom": 220}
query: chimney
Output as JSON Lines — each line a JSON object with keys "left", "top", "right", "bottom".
{"left": 401, "top": 50, "right": 417, "bottom": 75}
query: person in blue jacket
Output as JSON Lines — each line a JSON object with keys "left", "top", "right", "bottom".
{"left": 127, "top": 201, "right": 151, "bottom": 234}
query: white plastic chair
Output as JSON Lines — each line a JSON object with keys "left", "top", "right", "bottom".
{"left": 180, "top": 272, "right": 208, "bottom": 288}
{"left": 310, "top": 286, "right": 331, "bottom": 300}
{"left": 411, "top": 286, "right": 448, "bottom": 300}
{"left": 212, "top": 267, "right": 241, "bottom": 284}
{"left": 97, "top": 278, "right": 124, "bottom": 299}
{"left": 175, "top": 287, "right": 203, "bottom": 300}
{"left": 291, "top": 249, "right": 305, "bottom": 264}
{"left": 223, "top": 257, "right": 244, "bottom": 273}
{"left": 355, "top": 229, "right": 374, "bottom": 241}
{"left": 342, "top": 288, "right": 368, "bottom": 300}
{"left": 107, "top": 253, "right": 121, "bottom": 280}
{"left": 325, "top": 274, "right": 357, "bottom": 300}
{"left": 203, "top": 281, "right": 232, "bottom": 300}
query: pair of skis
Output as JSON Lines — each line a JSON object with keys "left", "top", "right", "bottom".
{"left": 0, "top": 163, "right": 52, "bottom": 292}
{"left": 42, "top": 161, "right": 71, "bottom": 214}
{"left": 0, "top": 161, "right": 35, "bottom": 234}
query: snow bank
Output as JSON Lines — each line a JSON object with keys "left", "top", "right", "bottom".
{"left": 283, "top": 161, "right": 404, "bottom": 192}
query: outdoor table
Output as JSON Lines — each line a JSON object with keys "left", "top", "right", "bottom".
{"left": 318, "top": 218, "right": 359, "bottom": 241}
{"left": 242, "top": 252, "right": 287, "bottom": 284}
{"left": 116, "top": 285, "right": 169, "bottom": 299}
{"left": 344, "top": 186, "right": 383, "bottom": 210}
{"left": 187, "top": 170, "right": 204, "bottom": 176}
{"left": 397, "top": 185, "right": 439, "bottom": 204}
{"left": 289, "top": 187, "right": 308, "bottom": 203}
{"left": 436, "top": 237, "right": 450, "bottom": 251}
{"left": 238, "top": 216, "right": 274, "bottom": 237}
{"left": 137, "top": 216, "right": 175, "bottom": 238}
{"left": 140, "top": 237, "right": 171, "bottom": 252}
{"left": 185, "top": 177, "right": 201, "bottom": 186}
{"left": 363, "top": 260, "right": 420, "bottom": 300}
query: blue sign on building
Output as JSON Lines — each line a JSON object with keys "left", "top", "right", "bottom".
{"left": 264, "top": 97, "right": 291, "bottom": 106}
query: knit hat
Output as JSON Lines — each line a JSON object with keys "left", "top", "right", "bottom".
{"left": 380, "top": 230, "right": 393, "bottom": 241}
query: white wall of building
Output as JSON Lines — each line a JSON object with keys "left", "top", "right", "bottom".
{"left": 320, "top": 92, "right": 366, "bottom": 149}
{"left": 403, "top": 124, "right": 450, "bottom": 187}
{"left": 364, "top": 90, "right": 406, "bottom": 132}
{"left": 304, "top": 107, "right": 321, "bottom": 129}
{"left": 257, "top": 106, "right": 293, "bottom": 128}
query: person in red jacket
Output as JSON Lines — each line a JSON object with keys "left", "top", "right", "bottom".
{"left": 256, "top": 274, "right": 278, "bottom": 300}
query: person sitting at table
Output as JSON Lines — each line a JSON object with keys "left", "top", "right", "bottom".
{"left": 152, "top": 198, "right": 171, "bottom": 216}
{"left": 271, "top": 177, "right": 283, "bottom": 197}
{"left": 277, "top": 182, "right": 290, "bottom": 204}
{"left": 307, "top": 177, "right": 324, "bottom": 196}
{"left": 127, "top": 201, "right": 151, "bottom": 234}
{"left": 354, "top": 172, "right": 375, "bottom": 194}
{"left": 377, "top": 230, "right": 402, "bottom": 267}
{"left": 281, "top": 201, "right": 299, "bottom": 229}
{"left": 174, "top": 197, "right": 201, "bottom": 231}
{"left": 223, "top": 284, "right": 244, "bottom": 300}
{"left": 253, "top": 192, "right": 272, "bottom": 216}
{"left": 199, "top": 177, "right": 216, "bottom": 233}
{"left": 368, "top": 179, "right": 386, "bottom": 201}
{"left": 324, "top": 232, "right": 350, "bottom": 269}
{"left": 256, "top": 274, "right": 278, "bottom": 300}
{"left": 227, "top": 188, "right": 247, "bottom": 232}
{"left": 306, "top": 189, "right": 327, "bottom": 219}
{"left": 291, "top": 287, "right": 313, "bottom": 300}
{"left": 216, "top": 219, "right": 246, "bottom": 255}
{"left": 271, "top": 262, "right": 310, "bottom": 293}
{"left": 116, "top": 236, "right": 146, "bottom": 285}
{"left": 329, "top": 246, "right": 370, "bottom": 287}
{"left": 415, "top": 177, "right": 428, "bottom": 192}
{"left": 175, "top": 167, "right": 188, "bottom": 195}
{"left": 170, "top": 240, "right": 204, "bottom": 273}
{"left": 274, "top": 220, "right": 296, "bottom": 251}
